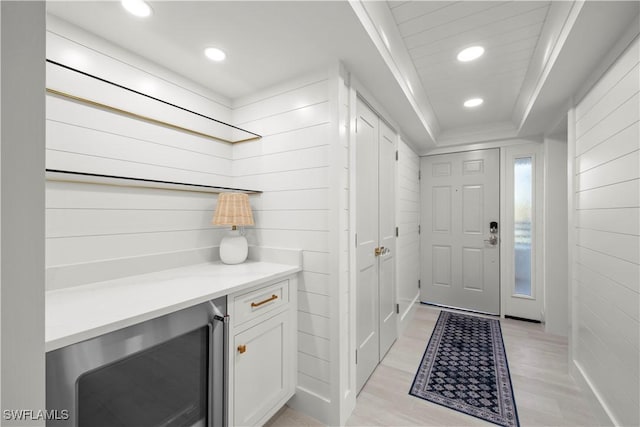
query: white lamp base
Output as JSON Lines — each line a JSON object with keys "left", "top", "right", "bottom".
{"left": 220, "top": 229, "right": 248, "bottom": 264}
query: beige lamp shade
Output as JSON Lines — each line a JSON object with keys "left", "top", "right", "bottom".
{"left": 212, "top": 192, "right": 255, "bottom": 226}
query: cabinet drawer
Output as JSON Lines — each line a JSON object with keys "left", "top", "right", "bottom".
{"left": 233, "top": 279, "right": 289, "bottom": 326}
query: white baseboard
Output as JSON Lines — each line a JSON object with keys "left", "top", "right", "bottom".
{"left": 398, "top": 292, "right": 420, "bottom": 335}
{"left": 570, "top": 360, "right": 617, "bottom": 426}
{"left": 288, "top": 386, "right": 333, "bottom": 426}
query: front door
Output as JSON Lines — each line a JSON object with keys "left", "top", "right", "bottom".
{"left": 420, "top": 149, "right": 500, "bottom": 314}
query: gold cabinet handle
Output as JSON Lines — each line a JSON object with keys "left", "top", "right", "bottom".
{"left": 238, "top": 344, "right": 246, "bottom": 354}
{"left": 375, "top": 246, "right": 385, "bottom": 256}
{"left": 251, "top": 294, "right": 278, "bottom": 308}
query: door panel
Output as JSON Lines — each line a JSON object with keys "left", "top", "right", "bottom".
{"left": 420, "top": 149, "right": 500, "bottom": 314}
{"left": 433, "top": 186, "right": 452, "bottom": 232}
{"left": 355, "top": 99, "right": 379, "bottom": 392}
{"left": 378, "top": 120, "right": 397, "bottom": 359}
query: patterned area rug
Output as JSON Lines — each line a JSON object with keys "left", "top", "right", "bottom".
{"left": 409, "top": 311, "right": 519, "bottom": 427}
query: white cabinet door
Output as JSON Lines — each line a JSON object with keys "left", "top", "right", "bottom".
{"left": 420, "top": 149, "right": 500, "bottom": 314}
{"left": 233, "top": 310, "right": 291, "bottom": 427}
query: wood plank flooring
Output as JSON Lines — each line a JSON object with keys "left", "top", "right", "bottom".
{"left": 267, "top": 304, "right": 598, "bottom": 426}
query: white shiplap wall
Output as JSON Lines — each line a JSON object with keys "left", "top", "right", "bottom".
{"left": 46, "top": 17, "right": 352, "bottom": 424}
{"left": 572, "top": 35, "right": 639, "bottom": 426}
{"left": 45, "top": 18, "right": 234, "bottom": 289}
{"left": 231, "top": 70, "right": 338, "bottom": 422}
{"left": 396, "top": 138, "right": 420, "bottom": 330}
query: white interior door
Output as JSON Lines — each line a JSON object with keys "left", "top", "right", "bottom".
{"left": 355, "top": 98, "right": 380, "bottom": 392}
{"left": 355, "top": 98, "right": 397, "bottom": 393}
{"left": 378, "top": 121, "right": 397, "bottom": 359}
{"left": 420, "top": 149, "right": 500, "bottom": 314}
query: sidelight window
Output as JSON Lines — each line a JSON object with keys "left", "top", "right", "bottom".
{"left": 513, "top": 157, "right": 532, "bottom": 296}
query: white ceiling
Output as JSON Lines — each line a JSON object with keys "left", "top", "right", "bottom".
{"left": 389, "top": 1, "right": 550, "bottom": 131}
{"left": 46, "top": 1, "right": 370, "bottom": 100}
{"left": 46, "top": 1, "right": 639, "bottom": 154}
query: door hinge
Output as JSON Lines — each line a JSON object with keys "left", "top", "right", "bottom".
{"left": 355, "top": 233, "right": 358, "bottom": 247}
{"left": 355, "top": 349, "right": 358, "bottom": 364}
{"left": 418, "top": 225, "right": 421, "bottom": 234}
{"left": 395, "top": 226, "right": 399, "bottom": 237}
{"left": 396, "top": 303, "right": 400, "bottom": 314}
{"left": 418, "top": 170, "right": 421, "bottom": 180}
{"left": 395, "top": 150, "right": 398, "bottom": 161}
{"left": 418, "top": 279, "right": 421, "bottom": 289}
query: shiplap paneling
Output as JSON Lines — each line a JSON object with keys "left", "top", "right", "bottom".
{"left": 231, "top": 75, "right": 333, "bottom": 401}
{"left": 396, "top": 139, "right": 420, "bottom": 327}
{"left": 576, "top": 207, "right": 640, "bottom": 236}
{"left": 45, "top": 23, "right": 234, "bottom": 289}
{"left": 46, "top": 95, "right": 232, "bottom": 160}
{"left": 572, "top": 35, "right": 640, "bottom": 427}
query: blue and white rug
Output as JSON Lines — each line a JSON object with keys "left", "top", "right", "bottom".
{"left": 409, "top": 311, "right": 520, "bottom": 427}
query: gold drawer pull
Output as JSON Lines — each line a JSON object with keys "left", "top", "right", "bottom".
{"left": 238, "top": 344, "right": 246, "bottom": 354}
{"left": 251, "top": 294, "right": 278, "bottom": 308}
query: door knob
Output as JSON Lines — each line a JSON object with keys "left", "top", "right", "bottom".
{"left": 484, "top": 235, "right": 498, "bottom": 246}
{"left": 238, "top": 344, "right": 246, "bottom": 354}
{"left": 375, "top": 246, "right": 390, "bottom": 256}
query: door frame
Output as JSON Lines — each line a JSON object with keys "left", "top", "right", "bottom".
{"left": 422, "top": 139, "right": 547, "bottom": 320}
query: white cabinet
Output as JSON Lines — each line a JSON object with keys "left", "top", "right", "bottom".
{"left": 228, "top": 275, "right": 297, "bottom": 426}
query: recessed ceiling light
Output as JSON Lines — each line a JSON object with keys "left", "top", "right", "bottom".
{"left": 464, "top": 98, "right": 484, "bottom": 108}
{"left": 457, "top": 46, "right": 484, "bottom": 62}
{"left": 204, "top": 47, "right": 226, "bottom": 62}
{"left": 121, "top": 0, "right": 152, "bottom": 17}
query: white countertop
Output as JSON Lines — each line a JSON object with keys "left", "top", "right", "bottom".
{"left": 46, "top": 260, "right": 300, "bottom": 352}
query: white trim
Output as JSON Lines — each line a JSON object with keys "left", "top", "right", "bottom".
{"left": 347, "top": 74, "right": 359, "bottom": 426}
{"left": 516, "top": 1, "right": 585, "bottom": 131}
{"left": 570, "top": 361, "right": 617, "bottom": 426}
{"left": 398, "top": 294, "right": 419, "bottom": 335}
{"left": 573, "top": 17, "right": 640, "bottom": 106}
{"left": 327, "top": 62, "right": 345, "bottom": 426}
{"left": 346, "top": 0, "right": 438, "bottom": 144}
{"left": 501, "top": 143, "right": 545, "bottom": 321}
{"left": 567, "top": 106, "right": 577, "bottom": 364}
{"left": 425, "top": 137, "right": 541, "bottom": 157}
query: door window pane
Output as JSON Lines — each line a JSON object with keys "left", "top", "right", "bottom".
{"left": 514, "top": 157, "right": 532, "bottom": 296}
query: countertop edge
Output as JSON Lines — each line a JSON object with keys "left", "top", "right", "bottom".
{"left": 46, "top": 263, "right": 301, "bottom": 352}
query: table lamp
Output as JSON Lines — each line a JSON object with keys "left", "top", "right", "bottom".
{"left": 212, "top": 192, "right": 255, "bottom": 264}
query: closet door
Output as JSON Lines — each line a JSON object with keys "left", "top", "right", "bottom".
{"left": 355, "top": 98, "right": 397, "bottom": 393}
{"left": 355, "top": 98, "right": 380, "bottom": 393}
{"left": 378, "top": 121, "right": 397, "bottom": 359}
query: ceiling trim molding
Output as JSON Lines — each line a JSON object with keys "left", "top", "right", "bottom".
{"left": 573, "top": 13, "right": 640, "bottom": 107}
{"left": 348, "top": 0, "right": 439, "bottom": 147}
{"left": 436, "top": 122, "right": 520, "bottom": 149}
{"left": 423, "top": 137, "right": 542, "bottom": 157}
{"left": 515, "top": 0, "right": 585, "bottom": 132}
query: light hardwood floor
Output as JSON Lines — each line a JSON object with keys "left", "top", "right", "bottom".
{"left": 267, "top": 304, "right": 599, "bottom": 426}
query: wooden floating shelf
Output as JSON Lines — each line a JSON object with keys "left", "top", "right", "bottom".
{"left": 46, "top": 169, "right": 262, "bottom": 195}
